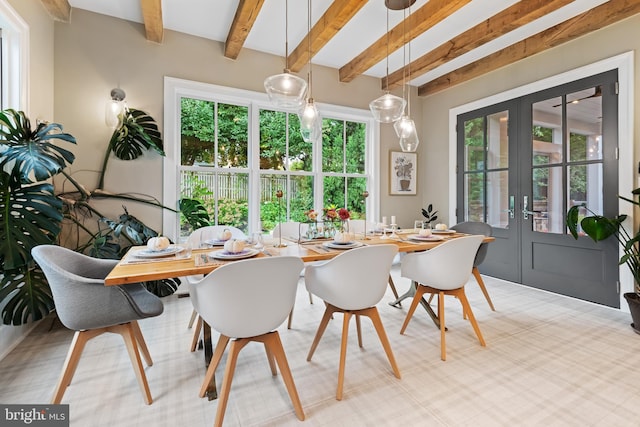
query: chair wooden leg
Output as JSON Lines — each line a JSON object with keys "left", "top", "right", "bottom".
{"left": 188, "top": 309, "right": 198, "bottom": 328}
{"left": 356, "top": 315, "right": 363, "bottom": 348}
{"left": 264, "top": 341, "right": 278, "bottom": 376}
{"left": 454, "top": 288, "right": 486, "bottom": 347}
{"left": 307, "top": 305, "right": 337, "bottom": 361}
{"left": 400, "top": 285, "right": 428, "bottom": 334}
{"left": 366, "top": 307, "right": 401, "bottom": 379}
{"left": 113, "top": 323, "right": 153, "bottom": 405}
{"left": 130, "top": 320, "right": 153, "bottom": 366}
{"left": 287, "top": 303, "right": 294, "bottom": 329}
{"left": 473, "top": 267, "right": 496, "bottom": 311}
{"left": 51, "top": 329, "right": 98, "bottom": 404}
{"left": 388, "top": 275, "right": 400, "bottom": 300}
{"left": 190, "top": 315, "right": 203, "bottom": 352}
{"left": 261, "top": 332, "right": 305, "bottom": 421}
{"left": 213, "top": 339, "right": 249, "bottom": 427}
{"left": 438, "top": 292, "right": 447, "bottom": 361}
{"left": 337, "top": 311, "right": 352, "bottom": 401}
{"left": 200, "top": 335, "right": 230, "bottom": 398}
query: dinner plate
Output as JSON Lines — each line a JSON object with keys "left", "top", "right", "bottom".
{"left": 408, "top": 234, "right": 444, "bottom": 242}
{"left": 432, "top": 230, "right": 456, "bottom": 234}
{"left": 133, "top": 245, "right": 184, "bottom": 258}
{"left": 209, "top": 248, "right": 260, "bottom": 260}
{"left": 204, "top": 239, "right": 231, "bottom": 246}
{"left": 323, "top": 241, "right": 364, "bottom": 250}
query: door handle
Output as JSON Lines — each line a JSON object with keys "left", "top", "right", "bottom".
{"left": 502, "top": 195, "right": 515, "bottom": 219}
{"left": 522, "top": 196, "right": 541, "bottom": 219}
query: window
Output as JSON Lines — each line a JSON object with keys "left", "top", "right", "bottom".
{"left": 163, "top": 78, "right": 378, "bottom": 240}
{"left": 0, "top": 0, "right": 28, "bottom": 111}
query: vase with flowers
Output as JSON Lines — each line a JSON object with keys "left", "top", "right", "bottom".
{"left": 323, "top": 206, "right": 339, "bottom": 238}
{"left": 305, "top": 209, "right": 319, "bottom": 239}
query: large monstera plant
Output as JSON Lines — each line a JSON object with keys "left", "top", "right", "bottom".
{"left": 0, "top": 110, "right": 76, "bottom": 324}
{"left": 0, "top": 108, "right": 180, "bottom": 325}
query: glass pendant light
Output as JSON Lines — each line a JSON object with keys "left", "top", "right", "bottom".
{"left": 370, "top": 8, "right": 405, "bottom": 123}
{"left": 394, "top": 4, "right": 419, "bottom": 152}
{"left": 299, "top": 0, "right": 321, "bottom": 142}
{"left": 264, "top": 0, "right": 307, "bottom": 109}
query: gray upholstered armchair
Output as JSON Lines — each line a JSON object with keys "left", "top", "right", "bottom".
{"left": 31, "top": 245, "right": 164, "bottom": 405}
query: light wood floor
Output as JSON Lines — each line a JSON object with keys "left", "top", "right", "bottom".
{"left": 2, "top": 266, "right": 640, "bottom": 426}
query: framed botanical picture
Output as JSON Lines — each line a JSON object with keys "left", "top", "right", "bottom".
{"left": 390, "top": 151, "right": 417, "bottom": 195}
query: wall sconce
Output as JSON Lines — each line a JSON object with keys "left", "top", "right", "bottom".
{"left": 105, "top": 88, "right": 126, "bottom": 129}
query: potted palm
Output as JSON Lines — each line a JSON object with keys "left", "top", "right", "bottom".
{"left": 567, "top": 188, "right": 640, "bottom": 333}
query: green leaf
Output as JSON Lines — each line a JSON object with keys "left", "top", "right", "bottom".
{"left": 110, "top": 108, "right": 164, "bottom": 160}
{"left": 580, "top": 216, "right": 618, "bottom": 242}
{"left": 0, "top": 267, "right": 54, "bottom": 325}
{"left": 0, "top": 172, "right": 62, "bottom": 270}
{"left": 179, "top": 198, "right": 211, "bottom": 230}
{"left": 567, "top": 205, "right": 581, "bottom": 239}
{"left": 0, "top": 109, "right": 76, "bottom": 184}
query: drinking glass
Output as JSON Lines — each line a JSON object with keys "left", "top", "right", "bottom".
{"left": 176, "top": 241, "right": 193, "bottom": 259}
{"left": 199, "top": 229, "right": 214, "bottom": 249}
{"left": 414, "top": 220, "right": 424, "bottom": 233}
{"left": 252, "top": 233, "right": 264, "bottom": 251}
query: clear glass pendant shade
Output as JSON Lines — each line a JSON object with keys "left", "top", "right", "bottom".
{"left": 299, "top": 99, "right": 322, "bottom": 142}
{"left": 369, "top": 93, "right": 406, "bottom": 123}
{"left": 394, "top": 115, "right": 419, "bottom": 152}
{"left": 264, "top": 70, "right": 307, "bottom": 108}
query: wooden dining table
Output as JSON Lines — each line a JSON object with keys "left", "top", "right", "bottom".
{"left": 104, "top": 230, "right": 493, "bottom": 400}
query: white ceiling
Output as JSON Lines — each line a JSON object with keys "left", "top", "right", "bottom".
{"left": 67, "top": 0, "right": 609, "bottom": 88}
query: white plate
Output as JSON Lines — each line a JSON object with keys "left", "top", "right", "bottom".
{"left": 408, "top": 234, "right": 444, "bottom": 242}
{"left": 204, "top": 239, "right": 230, "bottom": 246}
{"left": 209, "top": 248, "right": 260, "bottom": 260}
{"left": 133, "top": 245, "right": 184, "bottom": 258}
{"left": 323, "top": 241, "right": 364, "bottom": 250}
{"left": 432, "top": 230, "right": 456, "bottom": 234}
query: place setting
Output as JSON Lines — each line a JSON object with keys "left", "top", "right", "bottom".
{"left": 316, "top": 231, "right": 365, "bottom": 252}
{"left": 122, "top": 236, "right": 188, "bottom": 264}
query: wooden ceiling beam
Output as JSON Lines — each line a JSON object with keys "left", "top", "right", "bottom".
{"left": 338, "top": 0, "right": 471, "bottom": 83}
{"left": 384, "top": 0, "right": 575, "bottom": 90}
{"left": 418, "top": 0, "right": 640, "bottom": 96}
{"left": 39, "top": 0, "right": 71, "bottom": 22}
{"left": 288, "top": 0, "right": 368, "bottom": 73}
{"left": 140, "top": 0, "right": 164, "bottom": 43}
{"left": 225, "top": 0, "right": 266, "bottom": 60}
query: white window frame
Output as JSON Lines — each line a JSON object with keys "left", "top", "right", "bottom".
{"left": 163, "top": 76, "right": 380, "bottom": 241}
{"left": 0, "top": 0, "right": 29, "bottom": 111}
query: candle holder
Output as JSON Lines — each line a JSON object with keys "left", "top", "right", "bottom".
{"left": 274, "top": 189, "right": 287, "bottom": 248}
{"left": 362, "top": 190, "right": 370, "bottom": 240}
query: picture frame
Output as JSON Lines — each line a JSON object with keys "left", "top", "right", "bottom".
{"left": 390, "top": 151, "right": 417, "bottom": 195}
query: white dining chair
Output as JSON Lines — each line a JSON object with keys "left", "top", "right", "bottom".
{"left": 450, "top": 221, "right": 495, "bottom": 311}
{"left": 186, "top": 225, "right": 246, "bottom": 351}
{"left": 399, "top": 235, "right": 486, "bottom": 361}
{"left": 272, "top": 221, "right": 314, "bottom": 328}
{"left": 305, "top": 244, "right": 401, "bottom": 400}
{"left": 190, "top": 256, "right": 305, "bottom": 427}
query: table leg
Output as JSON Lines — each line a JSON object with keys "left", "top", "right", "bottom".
{"left": 202, "top": 322, "right": 218, "bottom": 400}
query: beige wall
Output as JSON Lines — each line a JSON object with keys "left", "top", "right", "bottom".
{"left": 419, "top": 14, "right": 640, "bottom": 225}
{"left": 53, "top": 8, "right": 422, "bottom": 231}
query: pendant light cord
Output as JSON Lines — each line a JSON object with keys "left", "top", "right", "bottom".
{"left": 285, "top": 0, "right": 289, "bottom": 70}
{"left": 402, "top": 7, "right": 407, "bottom": 113}
{"left": 407, "top": 2, "right": 411, "bottom": 117}
{"left": 308, "top": 0, "right": 313, "bottom": 98}
{"left": 385, "top": 8, "right": 390, "bottom": 91}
